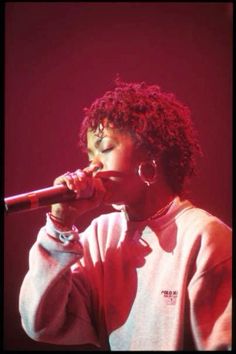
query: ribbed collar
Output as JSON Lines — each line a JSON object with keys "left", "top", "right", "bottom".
{"left": 120, "top": 196, "right": 193, "bottom": 238}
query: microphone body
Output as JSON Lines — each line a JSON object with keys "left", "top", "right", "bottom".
{"left": 4, "top": 183, "right": 93, "bottom": 214}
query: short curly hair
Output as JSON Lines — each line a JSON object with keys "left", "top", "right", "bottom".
{"left": 79, "top": 78, "right": 202, "bottom": 195}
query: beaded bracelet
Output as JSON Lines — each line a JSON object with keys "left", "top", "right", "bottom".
{"left": 46, "top": 212, "right": 79, "bottom": 245}
{"left": 47, "top": 212, "right": 73, "bottom": 231}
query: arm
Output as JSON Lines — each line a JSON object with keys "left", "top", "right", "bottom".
{"left": 19, "top": 215, "right": 101, "bottom": 347}
{"left": 19, "top": 167, "right": 107, "bottom": 345}
{"left": 187, "top": 220, "right": 232, "bottom": 350}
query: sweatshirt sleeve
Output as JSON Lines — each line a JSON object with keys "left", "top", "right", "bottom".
{"left": 18, "top": 220, "right": 101, "bottom": 348}
{"left": 187, "top": 219, "right": 232, "bottom": 350}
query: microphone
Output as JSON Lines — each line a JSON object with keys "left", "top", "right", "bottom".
{"left": 4, "top": 183, "right": 94, "bottom": 214}
{"left": 4, "top": 165, "right": 102, "bottom": 214}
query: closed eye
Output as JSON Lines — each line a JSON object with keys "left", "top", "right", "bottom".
{"left": 101, "top": 146, "right": 114, "bottom": 153}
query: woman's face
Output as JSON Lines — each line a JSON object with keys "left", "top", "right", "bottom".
{"left": 86, "top": 126, "right": 148, "bottom": 206}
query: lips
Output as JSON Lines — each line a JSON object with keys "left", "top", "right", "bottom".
{"left": 99, "top": 177, "right": 114, "bottom": 188}
{"left": 95, "top": 170, "right": 125, "bottom": 179}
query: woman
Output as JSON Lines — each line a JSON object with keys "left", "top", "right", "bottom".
{"left": 19, "top": 80, "right": 232, "bottom": 350}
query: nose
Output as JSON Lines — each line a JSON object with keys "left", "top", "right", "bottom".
{"left": 91, "top": 154, "right": 104, "bottom": 174}
{"left": 92, "top": 162, "right": 103, "bottom": 175}
{"left": 84, "top": 161, "right": 103, "bottom": 176}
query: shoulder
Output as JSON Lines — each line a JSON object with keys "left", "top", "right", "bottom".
{"left": 176, "top": 199, "right": 231, "bottom": 237}
{"left": 176, "top": 201, "right": 231, "bottom": 269}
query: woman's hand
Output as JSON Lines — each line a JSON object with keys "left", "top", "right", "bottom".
{"left": 50, "top": 167, "right": 106, "bottom": 229}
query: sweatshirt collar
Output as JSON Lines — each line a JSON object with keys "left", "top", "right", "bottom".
{"left": 120, "top": 196, "right": 193, "bottom": 234}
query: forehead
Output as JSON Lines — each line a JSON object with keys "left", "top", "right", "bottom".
{"left": 87, "top": 127, "right": 133, "bottom": 146}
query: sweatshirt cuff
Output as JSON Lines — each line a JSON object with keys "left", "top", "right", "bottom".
{"left": 45, "top": 212, "right": 80, "bottom": 246}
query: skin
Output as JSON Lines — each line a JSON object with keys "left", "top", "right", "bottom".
{"left": 51, "top": 126, "right": 175, "bottom": 228}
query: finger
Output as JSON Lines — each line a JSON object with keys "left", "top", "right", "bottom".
{"left": 75, "top": 169, "right": 86, "bottom": 179}
{"left": 67, "top": 170, "right": 92, "bottom": 194}
{"left": 89, "top": 178, "right": 106, "bottom": 204}
{"left": 53, "top": 171, "right": 81, "bottom": 190}
{"left": 65, "top": 172, "right": 82, "bottom": 191}
{"left": 67, "top": 178, "right": 106, "bottom": 211}
{"left": 53, "top": 173, "right": 70, "bottom": 186}
{"left": 71, "top": 171, "right": 83, "bottom": 192}
{"left": 83, "top": 164, "right": 101, "bottom": 175}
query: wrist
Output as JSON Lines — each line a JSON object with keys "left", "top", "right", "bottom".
{"left": 46, "top": 212, "right": 80, "bottom": 246}
{"left": 48, "top": 211, "right": 74, "bottom": 231}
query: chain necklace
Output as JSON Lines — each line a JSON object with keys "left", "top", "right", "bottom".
{"left": 148, "top": 198, "right": 176, "bottom": 220}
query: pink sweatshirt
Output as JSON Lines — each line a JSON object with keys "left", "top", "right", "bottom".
{"left": 19, "top": 197, "right": 232, "bottom": 350}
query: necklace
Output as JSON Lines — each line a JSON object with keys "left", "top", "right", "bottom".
{"left": 148, "top": 198, "right": 176, "bottom": 220}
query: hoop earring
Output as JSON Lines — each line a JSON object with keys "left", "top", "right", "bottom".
{"left": 137, "top": 160, "right": 158, "bottom": 186}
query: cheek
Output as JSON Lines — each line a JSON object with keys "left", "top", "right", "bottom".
{"left": 106, "top": 149, "right": 138, "bottom": 172}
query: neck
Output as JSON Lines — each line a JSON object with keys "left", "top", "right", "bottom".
{"left": 125, "top": 186, "right": 176, "bottom": 222}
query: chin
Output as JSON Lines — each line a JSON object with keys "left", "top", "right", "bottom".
{"left": 103, "top": 193, "right": 127, "bottom": 207}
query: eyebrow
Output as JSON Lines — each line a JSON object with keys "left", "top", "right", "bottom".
{"left": 87, "top": 135, "right": 106, "bottom": 154}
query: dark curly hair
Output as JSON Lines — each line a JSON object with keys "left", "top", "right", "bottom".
{"left": 79, "top": 78, "right": 202, "bottom": 195}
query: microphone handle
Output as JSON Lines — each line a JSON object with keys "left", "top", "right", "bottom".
{"left": 4, "top": 185, "right": 77, "bottom": 214}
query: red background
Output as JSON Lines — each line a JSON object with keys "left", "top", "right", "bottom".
{"left": 4, "top": 3, "right": 232, "bottom": 350}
